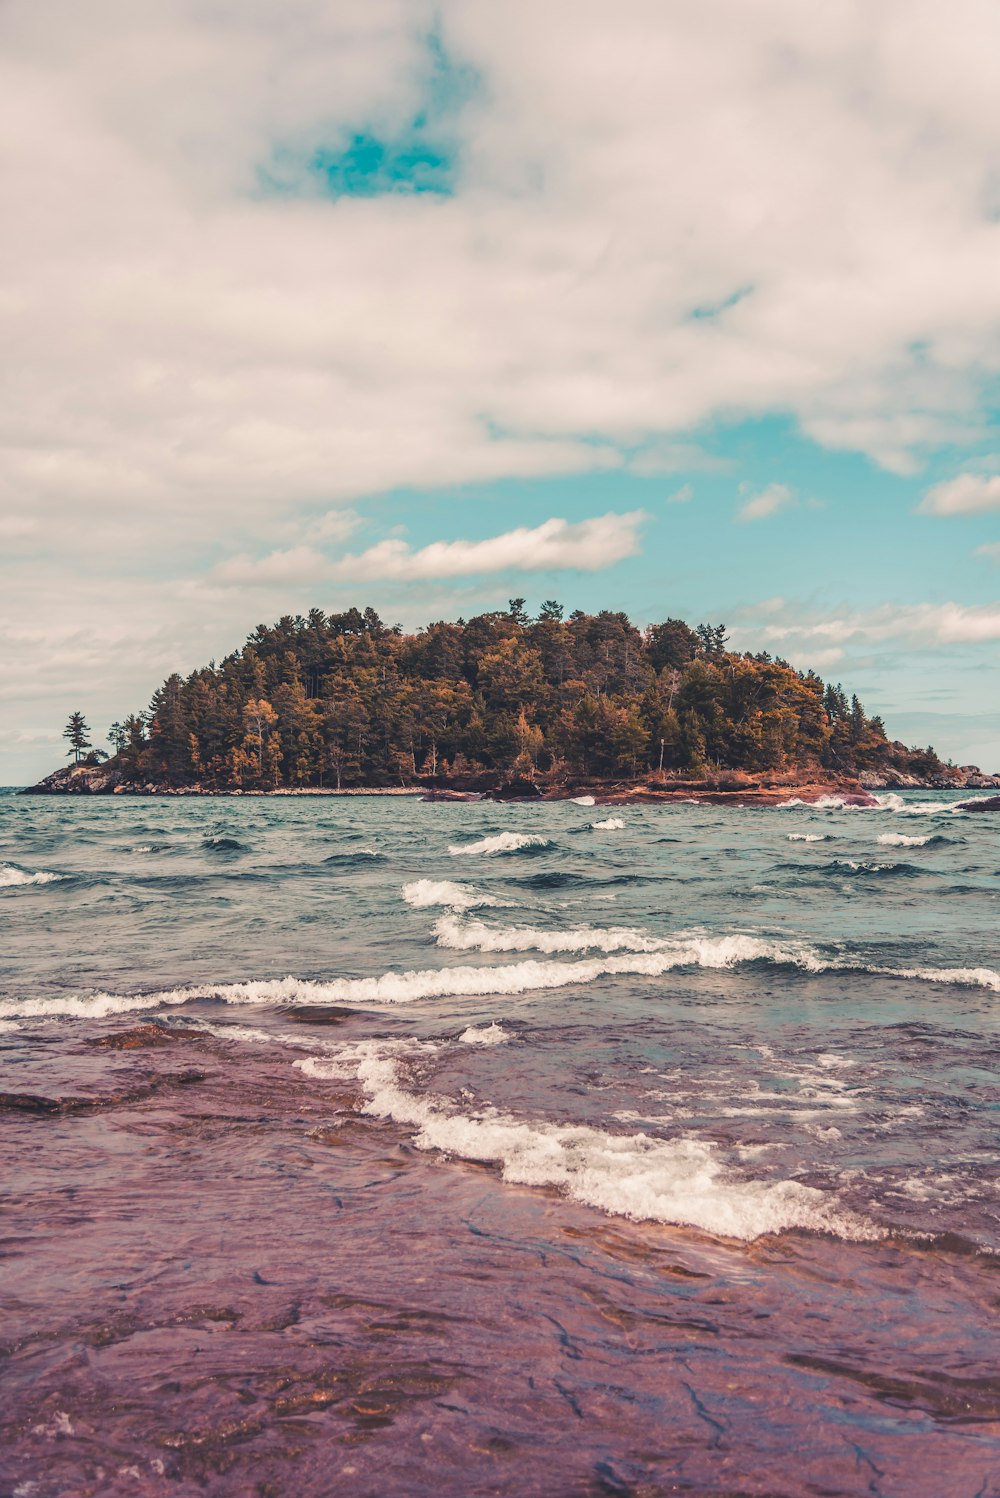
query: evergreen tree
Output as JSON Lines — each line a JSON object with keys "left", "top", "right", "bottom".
{"left": 86, "top": 603, "right": 938, "bottom": 790}
{"left": 63, "top": 711, "right": 92, "bottom": 764}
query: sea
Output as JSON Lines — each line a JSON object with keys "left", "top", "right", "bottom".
{"left": 1, "top": 787, "right": 999, "bottom": 1497}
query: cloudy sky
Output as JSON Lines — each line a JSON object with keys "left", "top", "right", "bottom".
{"left": 3, "top": 0, "right": 1000, "bottom": 782}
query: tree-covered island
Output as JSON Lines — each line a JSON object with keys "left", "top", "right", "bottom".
{"left": 25, "top": 602, "right": 996, "bottom": 800}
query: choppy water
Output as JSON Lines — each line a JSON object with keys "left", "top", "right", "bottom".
{"left": 2, "top": 788, "right": 999, "bottom": 1496}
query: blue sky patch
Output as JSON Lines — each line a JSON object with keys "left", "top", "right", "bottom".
{"left": 312, "top": 132, "right": 454, "bottom": 197}
{"left": 257, "top": 29, "right": 472, "bottom": 200}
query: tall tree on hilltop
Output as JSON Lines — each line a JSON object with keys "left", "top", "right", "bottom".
{"left": 63, "top": 711, "right": 92, "bottom": 764}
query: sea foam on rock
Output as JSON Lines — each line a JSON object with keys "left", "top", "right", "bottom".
{"left": 297, "top": 1041, "right": 880, "bottom": 1243}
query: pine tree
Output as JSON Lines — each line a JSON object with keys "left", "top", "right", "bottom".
{"left": 63, "top": 711, "right": 92, "bottom": 764}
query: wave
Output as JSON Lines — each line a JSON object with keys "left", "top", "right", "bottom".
{"left": 322, "top": 848, "right": 384, "bottom": 864}
{"left": 202, "top": 836, "right": 247, "bottom": 852}
{"left": 830, "top": 858, "right": 925, "bottom": 878}
{"left": 401, "top": 879, "right": 499, "bottom": 911}
{"left": 448, "top": 832, "right": 549, "bottom": 857}
{"left": 10, "top": 930, "right": 999, "bottom": 1022}
{"left": 776, "top": 794, "right": 859, "bottom": 810}
{"left": 591, "top": 817, "right": 625, "bottom": 831}
{"left": 0, "top": 862, "right": 65, "bottom": 888}
{"left": 788, "top": 833, "right": 827, "bottom": 842}
{"left": 297, "top": 1043, "right": 878, "bottom": 1243}
{"left": 875, "top": 794, "right": 966, "bottom": 817}
{"left": 507, "top": 871, "right": 650, "bottom": 890}
{"left": 458, "top": 1022, "right": 509, "bottom": 1046}
{"left": 877, "top": 832, "right": 936, "bottom": 848}
{"left": 433, "top": 912, "right": 665, "bottom": 955}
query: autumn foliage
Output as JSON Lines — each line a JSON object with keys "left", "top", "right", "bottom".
{"left": 112, "top": 603, "right": 942, "bottom": 789}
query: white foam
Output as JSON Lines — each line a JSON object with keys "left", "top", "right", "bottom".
{"left": 401, "top": 879, "right": 498, "bottom": 910}
{"left": 0, "top": 862, "right": 64, "bottom": 887}
{"left": 591, "top": 817, "right": 625, "bottom": 830}
{"left": 11, "top": 932, "right": 999, "bottom": 1022}
{"left": 788, "top": 833, "right": 825, "bottom": 842}
{"left": 875, "top": 794, "right": 963, "bottom": 816}
{"left": 433, "top": 912, "right": 666, "bottom": 955}
{"left": 448, "top": 832, "right": 549, "bottom": 856}
{"left": 877, "top": 832, "right": 929, "bottom": 847}
{"left": 889, "top": 964, "right": 1000, "bottom": 991}
{"left": 315, "top": 1042, "right": 879, "bottom": 1242}
{"left": 569, "top": 795, "right": 596, "bottom": 806}
{"left": 0, "top": 938, "right": 817, "bottom": 1020}
{"left": 776, "top": 794, "right": 854, "bottom": 810}
{"left": 458, "top": 1022, "right": 509, "bottom": 1046}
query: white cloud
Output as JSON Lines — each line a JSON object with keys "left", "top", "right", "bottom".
{"left": 919, "top": 474, "right": 1000, "bottom": 516}
{"left": 214, "top": 546, "right": 333, "bottom": 587}
{"left": 665, "top": 483, "right": 694, "bottom": 505}
{"left": 737, "top": 483, "right": 795, "bottom": 522}
{"left": 2, "top": 0, "right": 1000, "bottom": 553}
{"left": 6, "top": 2, "right": 1000, "bottom": 774}
{"left": 302, "top": 509, "right": 362, "bottom": 545}
{"left": 213, "top": 511, "right": 646, "bottom": 586}
{"left": 976, "top": 541, "right": 1000, "bottom": 562}
{"left": 734, "top": 599, "right": 1000, "bottom": 651}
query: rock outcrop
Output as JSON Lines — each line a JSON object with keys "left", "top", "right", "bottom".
{"left": 23, "top": 762, "right": 127, "bottom": 794}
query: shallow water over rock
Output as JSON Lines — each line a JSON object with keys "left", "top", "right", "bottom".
{"left": 2, "top": 788, "right": 999, "bottom": 1494}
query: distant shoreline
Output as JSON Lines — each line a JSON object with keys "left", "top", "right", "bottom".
{"left": 21, "top": 760, "right": 999, "bottom": 808}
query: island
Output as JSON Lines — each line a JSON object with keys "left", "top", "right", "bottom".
{"left": 22, "top": 602, "right": 999, "bottom": 802}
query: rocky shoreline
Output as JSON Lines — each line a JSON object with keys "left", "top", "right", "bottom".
{"left": 20, "top": 760, "right": 1000, "bottom": 807}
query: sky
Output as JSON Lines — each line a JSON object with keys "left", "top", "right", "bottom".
{"left": 2, "top": 0, "right": 1000, "bottom": 783}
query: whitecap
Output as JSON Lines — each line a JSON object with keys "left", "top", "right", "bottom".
{"left": 877, "top": 832, "right": 929, "bottom": 847}
{"left": 11, "top": 935, "right": 999, "bottom": 1022}
{"left": 591, "top": 817, "right": 625, "bottom": 831}
{"left": 296, "top": 1042, "right": 880, "bottom": 1243}
{"left": 788, "top": 833, "right": 826, "bottom": 842}
{"left": 433, "top": 911, "right": 664, "bottom": 955}
{"left": 776, "top": 794, "right": 854, "bottom": 810}
{"left": 458, "top": 1022, "right": 509, "bottom": 1046}
{"left": 0, "top": 862, "right": 65, "bottom": 888}
{"left": 448, "top": 832, "right": 549, "bottom": 856}
{"left": 401, "top": 879, "right": 498, "bottom": 911}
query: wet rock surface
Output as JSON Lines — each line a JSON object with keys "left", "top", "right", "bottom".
{"left": 3, "top": 1018, "right": 1000, "bottom": 1498}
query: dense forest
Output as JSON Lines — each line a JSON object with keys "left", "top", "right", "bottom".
{"left": 75, "top": 601, "right": 944, "bottom": 791}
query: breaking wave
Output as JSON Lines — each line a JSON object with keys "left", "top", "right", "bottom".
{"left": 776, "top": 794, "right": 863, "bottom": 810}
{"left": 433, "top": 912, "right": 665, "bottom": 954}
{"left": 874, "top": 794, "right": 967, "bottom": 816}
{"left": 296, "top": 1042, "right": 879, "bottom": 1243}
{"left": 830, "top": 858, "right": 924, "bottom": 878}
{"left": 12, "top": 933, "right": 999, "bottom": 1022}
{"left": 1, "top": 862, "right": 65, "bottom": 888}
{"left": 448, "top": 832, "right": 550, "bottom": 856}
{"left": 458, "top": 1022, "right": 509, "bottom": 1046}
{"left": 401, "top": 879, "right": 498, "bottom": 910}
{"left": 877, "top": 832, "right": 931, "bottom": 848}
{"left": 592, "top": 817, "right": 625, "bottom": 830}
{"left": 788, "top": 833, "right": 827, "bottom": 842}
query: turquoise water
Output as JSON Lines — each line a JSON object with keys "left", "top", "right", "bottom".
{"left": 2, "top": 788, "right": 999, "bottom": 1493}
